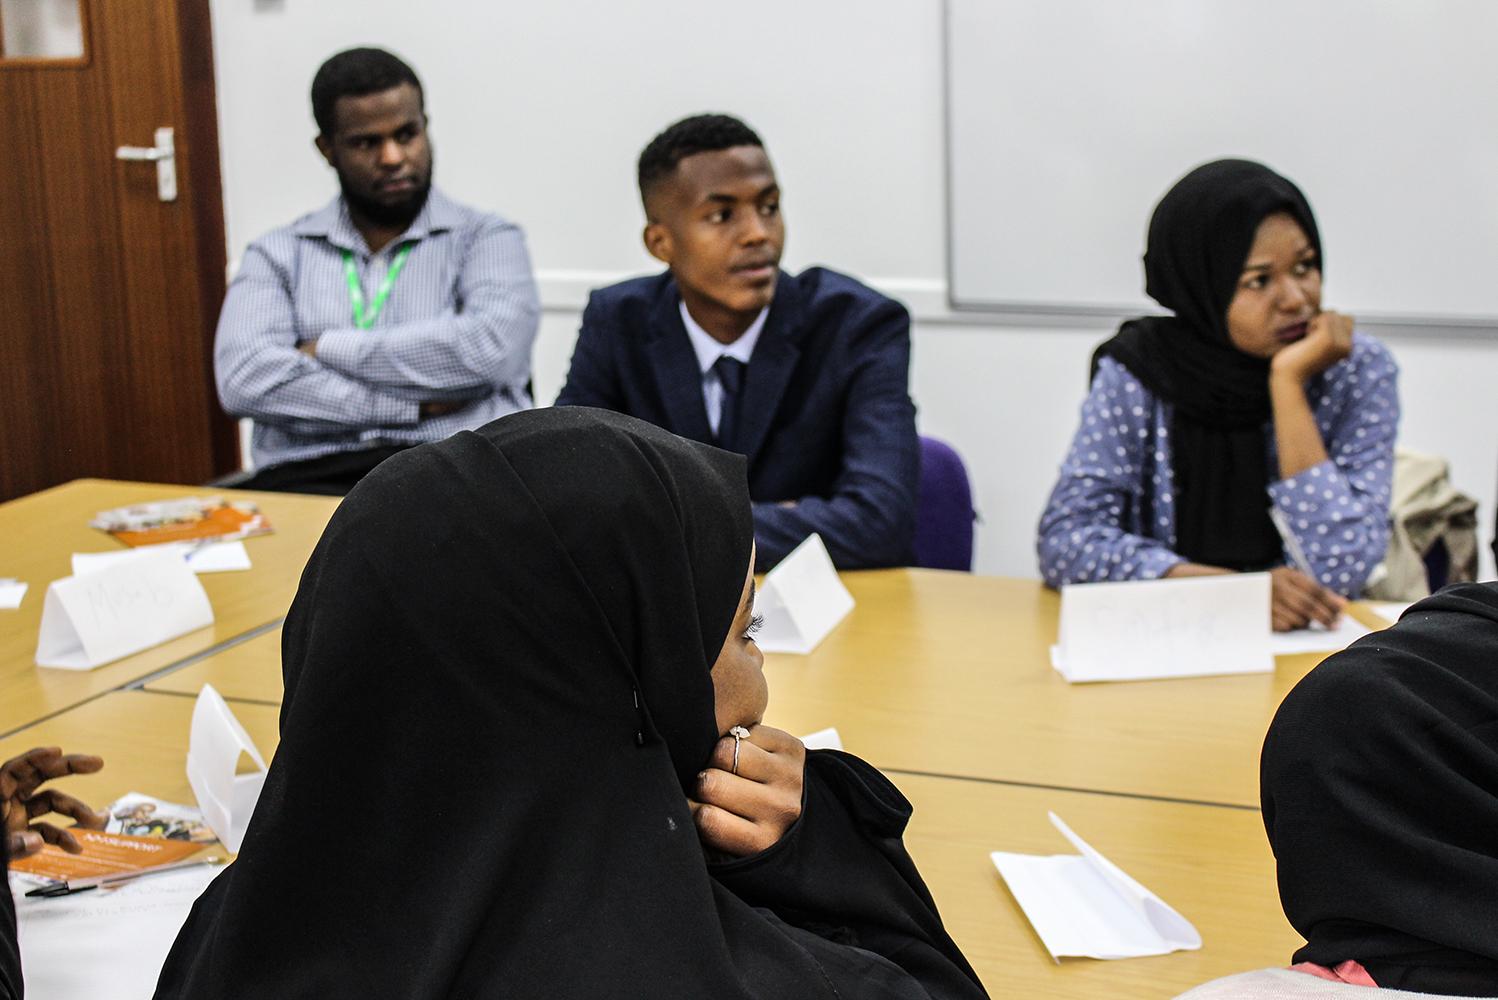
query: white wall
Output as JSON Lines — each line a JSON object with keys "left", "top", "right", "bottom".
{"left": 210, "top": 0, "right": 1498, "bottom": 579}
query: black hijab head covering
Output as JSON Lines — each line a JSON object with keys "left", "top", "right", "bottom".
{"left": 155, "top": 407, "right": 875, "bottom": 997}
{"left": 1262, "top": 583, "right": 1498, "bottom": 996}
{"left": 1092, "top": 159, "right": 1322, "bottom": 571}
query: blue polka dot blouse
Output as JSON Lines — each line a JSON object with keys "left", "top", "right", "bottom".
{"left": 1037, "top": 332, "right": 1399, "bottom": 596}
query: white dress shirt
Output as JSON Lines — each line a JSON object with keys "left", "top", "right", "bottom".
{"left": 679, "top": 302, "right": 769, "bottom": 435}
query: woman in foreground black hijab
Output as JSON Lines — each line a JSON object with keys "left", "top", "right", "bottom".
{"left": 1177, "top": 583, "right": 1498, "bottom": 998}
{"left": 1037, "top": 159, "right": 1399, "bottom": 631}
{"left": 154, "top": 407, "right": 987, "bottom": 999}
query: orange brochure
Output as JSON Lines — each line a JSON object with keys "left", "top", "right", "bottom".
{"left": 10, "top": 829, "right": 206, "bottom": 883}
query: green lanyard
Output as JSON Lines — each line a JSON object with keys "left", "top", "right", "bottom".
{"left": 343, "top": 243, "right": 412, "bottom": 329}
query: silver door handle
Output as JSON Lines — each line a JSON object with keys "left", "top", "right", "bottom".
{"left": 115, "top": 127, "right": 177, "bottom": 202}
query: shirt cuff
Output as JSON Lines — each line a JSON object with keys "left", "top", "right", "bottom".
{"left": 1137, "top": 546, "right": 1186, "bottom": 580}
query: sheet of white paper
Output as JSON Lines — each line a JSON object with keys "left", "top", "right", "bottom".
{"left": 1367, "top": 601, "right": 1414, "bottom": 624}
{"left": 800, "top": 727, "right": 843, "bottom": 751}
{"left": 16, "top": 864, "right": 221, "bottom": 1000}
{"left": 1052, "top": 574, "right": 1272, "bottom": 683}
{"left": 1268, "top": 616, "right": 1371, "bottom": 655}
{"left": 36, "top": 549, "right": 214, "bottom": 670}
{"left": 753, "top": 534, "right": 855, "bottom": 655}
{"left": 0, "top": 579, "right": 27, "bottom": 610}
{"left": 186, "top": 684, "right": 267, "bottom": 853}
{"left": 72, "top": 540, "right": 251, "bottom": 576}
{"left": 184, "top": 541, "right": 251, "bottom": 573}
{"left": 990, "top": 813, "right": 1200, "bottom": 961}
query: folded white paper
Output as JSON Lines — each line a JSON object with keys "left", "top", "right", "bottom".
{"left": 991, "top": 812, "right": 1201, "bottom": 961}
{"left": 71, "top": 540, "right": 252, "bottom": 577}
{"left": 1269, "top": 615, "right": 1371, "bottom": 655}
{"left": 35, "top": 548, "right": 214, "bottom": 670}
{"left": 1052, "top": 574, "right": 1272, "bottom": 683}
{"left": 800, "top": 727, "right": 844, "bottom": 751}
{"left": 16, "top": 864, "right": 220, "bottom": 1000}
{"left": 186, "top": 684, "right": 267, "bottom": 853}
{"left": 753, "top": 534, "right": 855, "bottom": 655}
{"left": 1367, "top": 601, "right": 1414, "bottom": 624}
{"left": 0, "top": 579, "right": 26, "bottom": 610}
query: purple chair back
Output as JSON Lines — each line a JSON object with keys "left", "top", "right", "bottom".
{"left": 914, "top": 436, "right": 975, "bottom": 571}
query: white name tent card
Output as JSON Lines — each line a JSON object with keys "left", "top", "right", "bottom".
{"left": 752, "top": 533, "right": 855, "bottom": 655}
{"left": 990, "top": 812, "right": 1202, "bottom": 961}
{"left": 186, "top": 684, "right": 268, "bottom": 853}
{"left": 0, "top": 579, "right": 27, "bottom": 610}
{"left": 1051, "top": 573, "right": 1272, "bottom": 683}
{"left": 72, "top": 540, "right": 252, "bottom": 577}
{"left": 35, "top": 548, "right": 214, "bottom": 671}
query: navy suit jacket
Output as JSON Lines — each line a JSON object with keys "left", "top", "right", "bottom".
{"left": 556, "top": 267, "right": 918, "bottom": 571}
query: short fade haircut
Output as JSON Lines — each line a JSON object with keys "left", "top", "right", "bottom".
{"left": 311, "top": 47, "right": 423, "bottom": 137}
{"left": 637, "top": 113, "right": 764, "bottom": 205}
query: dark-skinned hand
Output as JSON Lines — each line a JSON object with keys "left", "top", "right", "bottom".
{"left": 1270, "top": 566, "right": 1346, "bottom": 632}
{"left": 1, "top": 747, "right": 106, "bottom": 859}
{"left": 689, "top": 725, "right": 804, "bottom": 858}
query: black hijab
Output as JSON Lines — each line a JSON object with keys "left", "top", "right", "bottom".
{"left": 154, "top": 407, "right": 878, "bottom": 998}
{"left": 1262, "top": 583, "right": 1498, "bottom": 995}
{"left": 1091, "top": 159, "right": 1322, "bottom": 571}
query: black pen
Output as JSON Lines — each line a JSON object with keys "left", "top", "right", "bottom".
{"left": 24, "top": 856, "right": 222, "bottom": 898}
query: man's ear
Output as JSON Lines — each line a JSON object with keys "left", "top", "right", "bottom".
{"left": 314, "top": 134, "right": 335, "bottom": 168}
{"left": 643, "top": 222, "right": 673, "bottom": 265}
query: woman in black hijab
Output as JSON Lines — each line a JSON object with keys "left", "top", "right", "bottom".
{"left": 1037, "top": 160, "right": 1400, "bottom": 631}
{"left": 154, "top": 407, "right": 986, "bottom": 999}
{"left": 1179, "top": 584, "right": 1498, "bottom": 998}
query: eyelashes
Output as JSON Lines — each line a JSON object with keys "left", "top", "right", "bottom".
{"left": 745, "top": 613, "right": 765, "bottom": 639}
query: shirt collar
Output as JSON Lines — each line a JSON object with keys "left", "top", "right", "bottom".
{"left": 293, "top": 187, "right": 460, "bottom": 254}
{"left": 679, "top": 301, "right": 769, "bottom": 375}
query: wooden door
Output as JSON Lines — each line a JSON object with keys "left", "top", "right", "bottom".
{"left": 0, "top": 0, "right": 235, "bottom": 501}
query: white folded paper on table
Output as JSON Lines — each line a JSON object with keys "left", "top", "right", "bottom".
{"left": 0, "top": 579, "right": 27, "bottom": 610}
{"left": 1269, "top": 615, "right": 1371, "bottom": 655}
{"left": 991, "top": 812, "right": 1201, "bottom": 961}
{"left": 72, "top": 540, "right": 252, "bottom": 576}
{"left": 16, "top": 864, "right": 221, "bottom": 1000}
{"left": 1051, "top": 573, "right": 1272, "bottom": 683}
{"left": 753, "top": 534, "right": 855, "bottom": 655}
{"left": 1367, "top": 601, "right": 1414, "bottom": 624}
{"left": 35, "top": 548, "right": 214, "bottom": 670}
{"left": 186, "top": 684, "right": 267, "bottom": 853}
{"left": 800, "top": 727, "right": 844, "bottom": 751}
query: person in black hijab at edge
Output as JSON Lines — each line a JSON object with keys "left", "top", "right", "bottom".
{"left": 1176, "top": 583, "right": 1498, "bottom": 999}
{"left": 154, "top": 406, "right": 987, "bottom": 999}
{"left": 1037, "top": 159, "right": 1400, "bottom": 631}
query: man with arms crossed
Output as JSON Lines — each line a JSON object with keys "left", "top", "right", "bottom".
{"left": 216, "top": 47, "right": 540, "bottom": 494}
{"left": 557, "top": 114, "right": 918, "bottom": 571}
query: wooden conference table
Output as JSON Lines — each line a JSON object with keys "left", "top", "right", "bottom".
{"left": 0, "top": 689, "right": 1300, "bottom": 999}
{"left": 148, "top": 568, "right": 1387, "bottom": 810}
{"left": 5, "top": 480, "right": 1376, "bottom": 996}
{"left": 0, "top": 479, "right": 337, "bottom": 735}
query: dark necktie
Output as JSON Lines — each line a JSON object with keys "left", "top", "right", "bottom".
{"left": 712, "top": 355, "right": 746, "bottom": 452}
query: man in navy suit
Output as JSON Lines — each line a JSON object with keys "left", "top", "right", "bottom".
{"left": 556, "top": 114, "right": 918, "bottom": 571}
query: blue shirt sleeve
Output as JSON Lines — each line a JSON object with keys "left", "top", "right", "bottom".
{"left": 1266, "top": 334, "right": 1399, "bottom": 596}
{"left": 1037, "top": 357, "right": 1185, "bottom": 584}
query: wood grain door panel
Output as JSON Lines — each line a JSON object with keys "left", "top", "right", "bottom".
{"left": 1, "top": 0, "right": 234, "bottom": 500}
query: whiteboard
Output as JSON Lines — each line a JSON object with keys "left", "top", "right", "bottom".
{"left": 946, "top": 0, "right": 1498, "bottom": 323}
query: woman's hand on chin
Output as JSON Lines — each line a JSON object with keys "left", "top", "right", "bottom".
{"left": 1271, "top": 310, "right": 1354, "bottom": 384}
{"left": 689, "top": 725, "right": 805, "bottom": 858}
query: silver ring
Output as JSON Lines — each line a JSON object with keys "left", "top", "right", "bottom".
{"left": 729, "top": 725, "right": 751, "bottom": 775}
